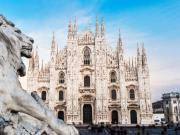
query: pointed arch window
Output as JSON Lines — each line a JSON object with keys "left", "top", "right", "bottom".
{"left": 129, "top": 89, "right": 135, "bottom": 100}
{"left": 111, "top": 90, "right": 117, "bottom": 100}
{"left": 59, "top": 72, "right": 65, "bottom": 84}
{"left": 110, "top": 71, "right": 117, "bottom": 83}
{"left": 84, "top": 75, "right": 90, "bottom": 87}
{"left": 84, "top": 47, "right": 91, "bottom": 65}
{"left": 59, "top": 91, "right": 64, "bottom": 101}
{"left": 41, "top": 91, "right": 46, "bottom": 101}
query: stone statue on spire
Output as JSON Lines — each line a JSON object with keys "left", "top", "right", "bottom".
{"left": 95, "top": 16, "right": 99, "bottom": 36}
{"left": 101, "top": 17, "right": 105, "bottom": 37}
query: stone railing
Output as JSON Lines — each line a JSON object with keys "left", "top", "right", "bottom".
{"left": 79, "top": 83, "right": 95, "bottom": 93}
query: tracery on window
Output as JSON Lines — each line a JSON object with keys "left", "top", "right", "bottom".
{"left": 110, "top": 71, "right": 117, "bottom": 83}
{"left": 59, "top": 72, "right": 65, "bottom": 84}
{"left": 84, "top": 47, "right": 91, "bottom": 65}
{"left": 129, "top": 89, "right": 135, "bottom": 100}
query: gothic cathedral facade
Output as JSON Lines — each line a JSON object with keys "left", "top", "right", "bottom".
{"left": 27, "top": 18, "right": 153, "bottom": 125}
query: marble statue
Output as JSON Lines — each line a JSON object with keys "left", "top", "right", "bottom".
{"left": 0, "top": 15, "right": 79, "bottom": 135}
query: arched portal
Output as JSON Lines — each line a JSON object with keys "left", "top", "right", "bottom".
{"left": 41, "top": 91, "right": 46, "bottom": 101}
{"left": 111, "top": 110, "right": 118, "bottom": 124}
{"left": 58, "top": 111, "right": 64, "bottom": 121}
{"left": 83, "top": 104, "right": 92, "bottom": 124}
{"left": 130, "top": 110, "right": 137, "bottom": 124}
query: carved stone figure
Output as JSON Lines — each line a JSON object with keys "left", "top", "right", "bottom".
{"left": 0, "top": 15, "right": 78, "bottom": 135}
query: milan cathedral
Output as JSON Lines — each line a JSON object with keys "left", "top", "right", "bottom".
{"left": 27, "top": 18, "right": 153, "bottom": 125}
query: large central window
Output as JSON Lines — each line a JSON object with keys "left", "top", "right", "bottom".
{"left": 84, "top": 47, "right": 91, "bottom": 65}
{"left": 84, "top": 75, "right": 90, "bottom": 87}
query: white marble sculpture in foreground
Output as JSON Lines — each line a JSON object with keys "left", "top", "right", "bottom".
{"left": 0, "top": 15, "right": 79, "bottom": 135}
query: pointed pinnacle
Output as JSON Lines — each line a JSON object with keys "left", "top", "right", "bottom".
{"left": 74, "top": 16, "right": 76, "bottom": 24}
{"left": 137, "top": 42, "right": 140, "bottom": 55}
{"left": 36, "top": 45, "right": 38, "bottom": 54}
{"left": 118, "top": 29, "right": 121, "bottom": 40}
{"left": 41, "top": 60, "right": 44, "bottom": 71}
{"left": 95, "top": 16, "right": 99, "bottom": 36}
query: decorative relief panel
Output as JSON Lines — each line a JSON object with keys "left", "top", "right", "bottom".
{"left": 78, "top": 31, "right": 95, "bottom": 45}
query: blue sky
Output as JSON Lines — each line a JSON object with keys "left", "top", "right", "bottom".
{"left": 1, "top": 0, "right": 180, "bottom": 101}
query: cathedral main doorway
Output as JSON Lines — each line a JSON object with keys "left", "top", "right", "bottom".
{"left": 58, "top": 111, "right": 64, "bottom": 121}
{"left": 83, "top": 104, "right": 92, "bottom": 124}
{"left": 130, "top": 110, "right": 137, "bottom": 124}
{"left": 111, "top": 110, "right": 118, "bottom": 124}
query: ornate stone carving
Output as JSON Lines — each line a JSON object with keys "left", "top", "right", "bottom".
{"left": 78, "top": 31, "right": 95, "bottom": 45}
{"left": 27, "top": 17, "right": 153, "bottom": 125}
{"left": 0, "top": 15, "right": 78, "bottom": 135}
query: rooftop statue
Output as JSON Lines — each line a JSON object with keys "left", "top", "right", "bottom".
{"left": 0, "top": 15, "right": 78, "bottom": 135}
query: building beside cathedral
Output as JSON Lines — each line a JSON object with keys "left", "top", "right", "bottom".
{"left": 162, "top": 92, "right": 180, "bottom": 123}
{"left": 27, "top": 18, "right": 153, "bottom": 125}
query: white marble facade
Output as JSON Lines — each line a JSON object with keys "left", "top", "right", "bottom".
{"left": 27, "top": 18, "right": 153, "bottom": 125}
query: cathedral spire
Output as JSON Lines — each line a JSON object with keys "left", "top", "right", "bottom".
{"left": 68, "top": 19, "right": 72, "bottom": 32}
{"left": 68, "top": 18, "right": 77, "bottom": 40}
{"left": 137, "top": 43, "right": 140, "bottom": 59}
{"left": 117, "top": 29, "right": 124, "bottom": 64}
{"left": 51, "top": 32, "right": 58, "bottom": 58}
{"left": 51, "top": 32, "right": 57, "bottom": 63}
{"left": 134, "top": 57, "right": 137, "bottom": 67}
{"left": 28, "top": 48, "right": 34, "bottom": 71}
{"left": 74, "top": 17, "right": 77, "bottom": 35}
{"left": 137, "top": 43, "right": 142, "bottom": 67}
{"left": 68, "top": 19, "right": 73, "bottom": 39}
{"left": 128, "top": 58, "right": 131, "bottom": 69}
{"left": 132, "top": 58, "right": 134, "bottom": 68}
{"left": 35, "top": 45, "right": 39, "bottom": 59}
{"left": 95, "top": 16, "right": 99, "bottom": 36}
{"left": 117, "top": 29, "right": 123, "bottom": 53}
{"left": 34, "top": 45, "right": 39, "bottom": 70}
{"left": 142, "top": 43, "right": 147, "bottom": 66}
{"left": 101, "top": 17, "right": 105, "bottom": 37}
{"left": 41, "top": 60, "right": 44, "bottom": 72}
{"left": 56, "top": 44, "right": 59, "bottom": 55}
{"left": 51, "top": 32, "right": 56, "bottom": 49}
